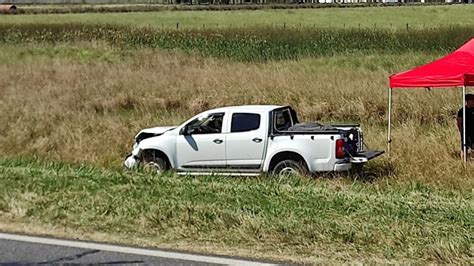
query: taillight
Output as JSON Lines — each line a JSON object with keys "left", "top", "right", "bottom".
{"left": 336, "top": 139, "right": 345, "bottom": 159}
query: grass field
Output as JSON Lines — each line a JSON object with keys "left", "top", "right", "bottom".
{"left": 1, "top": 5, "right": 474, "bottom": 29}
{"left": 0, "top": 158, "right": 472, "bottom": 263}
{"left": 0, "top": 7, "right": 473, "bottom": 263}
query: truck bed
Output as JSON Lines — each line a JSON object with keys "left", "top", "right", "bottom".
{"left": 275, "top": 122, "right": 357, "bottom": 135}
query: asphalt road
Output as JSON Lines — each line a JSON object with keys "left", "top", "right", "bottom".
{"left": 0, "top": 233, "right": 278, "bottom": 265}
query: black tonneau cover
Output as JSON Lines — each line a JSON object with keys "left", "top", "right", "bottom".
{"left": 269, "top": 108, "right": 359, "bottom": 135}
{"left": 287, "top": 122, "right": 338, "bottom": 132}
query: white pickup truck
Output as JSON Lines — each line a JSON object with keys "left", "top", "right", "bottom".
{"left": 124, "top": 105, "right": 383, "bottom": 176}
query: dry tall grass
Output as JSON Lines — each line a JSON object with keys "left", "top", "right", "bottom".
{"left": 0, "top": 44, "right": 472, "bottom": 190}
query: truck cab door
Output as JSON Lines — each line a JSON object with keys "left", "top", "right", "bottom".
{"left": 225, "top": 112, "right": 267, "bottom": 172}
{"left": 176, "top": 112, "right": 227, "bottom": 171}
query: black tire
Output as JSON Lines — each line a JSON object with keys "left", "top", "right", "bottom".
{"left": 271, "top": 159, "right": 308, "bottom": 177}
{"left": 142, "top": 152, "right": 170, "bottom": 174}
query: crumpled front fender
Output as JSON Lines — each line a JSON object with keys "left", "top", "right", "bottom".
{"left": 124, "top": 135, "right": 176, "bottom": 169}
{"left": 124, "top": 145, "right": 142, "bottom": 169}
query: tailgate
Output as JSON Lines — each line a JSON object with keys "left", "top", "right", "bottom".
{"left": 359, "top": 150, "right": 385, "bottom": 160}
{"left": 350, "top": 150, "right": 384, "bottom": 164}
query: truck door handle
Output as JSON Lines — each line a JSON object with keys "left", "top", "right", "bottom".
{"left": 213, "top": 139, "right": 223, "bottom": 144}
{"left": 252, "top": 138, "right": 263, "bottom": 143}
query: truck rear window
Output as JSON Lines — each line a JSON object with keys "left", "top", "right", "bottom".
{"left": 231, "top": 113, "right": 261, "bottom": 133}
{"left": 274, "top": 109, "right": 294, "bottom": 131}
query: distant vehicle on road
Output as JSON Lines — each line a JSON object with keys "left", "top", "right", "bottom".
{"left": 124, "top": 105, "right": 383, "bottom": 176}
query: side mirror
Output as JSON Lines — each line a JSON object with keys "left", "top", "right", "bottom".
{"left": 181, "top": 126, "right": 196, "bottom": 135}
{"left": 180, "top": 126, "right": 190, "bottom": 135}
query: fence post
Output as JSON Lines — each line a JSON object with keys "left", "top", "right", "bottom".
{"left": 176, "top": 22, "right": 179, "bottom": 30}
{"left": 406, "top": 23, "right": 409, "bottom": 31}
{"left": 283, "top": 22, "right": 286, "bottom": 29}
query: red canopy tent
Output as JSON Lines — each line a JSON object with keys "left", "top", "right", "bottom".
{"left": 388, "top": 38, "right": 474, "bottom": 162}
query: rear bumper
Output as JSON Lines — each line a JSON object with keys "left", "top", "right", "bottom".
{"left": 334, "top": 162, "right": 352, "bottom": 171}
{"left": 333, "top": 150, "right": 384, "bottom": 172}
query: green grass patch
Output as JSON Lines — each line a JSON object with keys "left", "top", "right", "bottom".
{"left": 0, "top": 158, "right": 472, "bottom": 263}
{"left": 0, "top": 23, "right": 473, "bottom": 61}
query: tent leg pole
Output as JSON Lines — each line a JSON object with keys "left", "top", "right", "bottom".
{"left": 388, "top": 87, "right": 392, "bottom": 155}
{"left": 463, "top": 86, "right": 467, "bottom": 165}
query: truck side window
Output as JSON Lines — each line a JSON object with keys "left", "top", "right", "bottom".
{"left": 187, "top": 113, "right": 224, "bottom": 134}
{"left": 231, "top": 113, "right": 261, "bottom": 133}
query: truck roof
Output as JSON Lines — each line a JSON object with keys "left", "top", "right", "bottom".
{"left": 206, "top": 105, "right": 286, "bottom": 113}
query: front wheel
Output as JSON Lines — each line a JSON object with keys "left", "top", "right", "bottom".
{"left": 271, "top": 159, "right": 308, "bottom": 177}
{"left": 142, "top": 152, "right": 170, "bottom": 175}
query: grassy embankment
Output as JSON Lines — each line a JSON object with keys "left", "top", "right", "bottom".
{"left": 0, "top": 23, "right": 473, "bottom": 263}
{"left": 1, "top": 158, "right": 472, "bottom": 263}
{"left": 1, "top": 5, "right": 474, "bottom": 29}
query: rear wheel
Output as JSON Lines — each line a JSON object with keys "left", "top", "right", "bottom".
{"left": 271, "top": 159, "right": 308, "bottom": 178}
{"left": 142, "top": 151, "right": 170, "bottom": 175}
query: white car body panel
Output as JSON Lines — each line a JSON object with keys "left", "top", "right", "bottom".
{"left": 225, "top": 110, "right": 268, "bottom": 169}
{"left": 262, "top": 134, "right": 338, "bottom": 172}
{"left": 176, "top": 134, "right": 227, "bottom": 169}
{"left": 175, "top": 110, "right": 229, "bottom": 169}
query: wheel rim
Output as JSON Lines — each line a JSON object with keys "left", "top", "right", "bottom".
{"left": 279, "top": 166, "right": 298, "bottom": 177}
{"left": 146, "top": 161, "right": 164, "bottom": 175}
